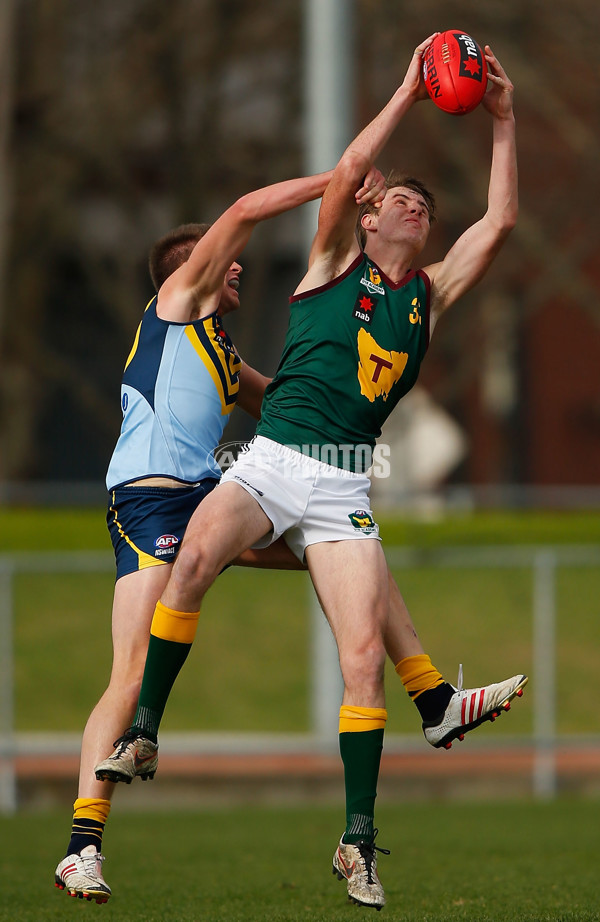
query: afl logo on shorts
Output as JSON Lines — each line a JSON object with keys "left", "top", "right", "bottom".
{"left": 154, "top": 534, "right": 179, "bottom": 557}
{"left": 155, "top": 535, "right": 179, "bottom": 548}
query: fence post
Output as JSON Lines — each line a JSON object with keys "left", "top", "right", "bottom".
{"left": 0, "top": 559, "right": 17, "bottom": 814}
{"left": 310, "top": 584, "right": 343, "bottom": 749}
{"left": 532, "top": 550, "right": 557, "bottom": 799}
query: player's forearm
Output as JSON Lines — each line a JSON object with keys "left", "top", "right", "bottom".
{"left": 343, "top": 86, "right": 416, "bottom": 180}
{"left": 487, "top": 114, "right": 518, "bottom": 234}
{"left": 238, "top": 171, "right": 334, "bottom": 224}
{"left": 335, "top": 35, "right": 435, "bottom": 185}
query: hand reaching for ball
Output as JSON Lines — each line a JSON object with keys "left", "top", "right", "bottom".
{"left": 482, "top": 47, "right": 515, "bottom": 120}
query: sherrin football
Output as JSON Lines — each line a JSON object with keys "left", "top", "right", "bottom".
{"left": 423, "top": 30, "right": 487, "bottom": 115}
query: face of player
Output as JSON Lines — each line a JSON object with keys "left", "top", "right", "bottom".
{"left": 371, "top": 186, "right": 431, "bottom": 250}
{"left": 217, "top": 262, "right": 242, "bottom": 316}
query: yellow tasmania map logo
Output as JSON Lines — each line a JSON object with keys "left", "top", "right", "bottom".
{"left": 357, "top": 327, "right": 408, "bottom": 402}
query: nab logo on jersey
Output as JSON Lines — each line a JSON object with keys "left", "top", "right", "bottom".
{"left": 155, "top": 535, "right": 179, "bottom": 549}
{"left": 353, "top": 293, "right": 378, "bottom": 324}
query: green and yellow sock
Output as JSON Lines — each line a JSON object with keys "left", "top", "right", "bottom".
{"left": 396, "top": 653, "right": 453, "bottom": 721}
{"left": 66, "top": 798, "right": 111, "bottom": 856}
{"left": 132, "top": 601, "right": 200, "bottom": 741}
{"left": 339, "top": 705, "right": 387, "bottom": 844}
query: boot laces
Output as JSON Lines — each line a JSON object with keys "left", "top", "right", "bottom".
{"left": 356, "top": 830, "right": 390, "bottom": 884}
{"left": 111, "top": 727, "right": 142, "bottom": 754}
{"left": 80, "top": 850, "right": 105, "bottom": 875}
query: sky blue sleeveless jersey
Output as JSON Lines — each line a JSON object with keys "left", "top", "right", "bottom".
{"left": 106, "top": 298, "right": 241, "bottom": 489}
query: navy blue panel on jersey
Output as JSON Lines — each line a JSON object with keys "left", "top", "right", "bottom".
{"left": 121, "top": 297, "right": 168, "bottom": 412}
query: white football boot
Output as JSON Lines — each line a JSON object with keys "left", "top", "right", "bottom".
{"left": 332, "top": 833, "right": 389, "bottom": 910}
{"left": 423, "top": 667, "right": 528, "bottom": 749}
{"left": 94, "top": 731, "right": 158, "bottom": 783}
{"left": 54, "top": 845, "right": 111, "bottom": 903}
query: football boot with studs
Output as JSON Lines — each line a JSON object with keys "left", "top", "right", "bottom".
{"left": 54, "top": 845, "right": 111, "bottom": 904}
{"left": 332, "top": 831, "right": 390, "bottom": 910}
{"left": 423, "top": 666, "right": 528, "bottom": 750}
{"left": 94, "top": 729, "right": 158, "bottom": 783}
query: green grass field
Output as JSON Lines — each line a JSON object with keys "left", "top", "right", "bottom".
{"left": 1, "top": 800, "right": 599, "bottom": 921}
{"left": 2, "top": 508, "right": 600, "bottom": 736}
{"left": 2, "top": 507, "right": 600, "bottom": 553}
{"left": 2, "top": 509, "right": 599, "bottom": 920}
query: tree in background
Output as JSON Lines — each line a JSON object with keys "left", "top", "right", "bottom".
{"left": 1, "top": 0, "right": 599, "bottom": 490}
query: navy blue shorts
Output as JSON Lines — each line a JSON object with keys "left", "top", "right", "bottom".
{"left": 107, "top": 479, "right": 219, "bottom": 580}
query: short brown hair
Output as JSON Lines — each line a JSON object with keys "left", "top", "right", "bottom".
{"left": 148, "top": 222, "right": 211, "bottom": 291}
{"left": 356, "top": 171, "right": 436, "bottom": 248}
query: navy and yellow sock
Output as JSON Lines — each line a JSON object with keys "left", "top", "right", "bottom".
{"left": 395, "top": 653, "right": 453, "bottom": 721}
{"left": 132, "top": 601, "right": 200, "bottom": 741}
{"left": 339, "top": 705, "right": 387, "bottom": 844}
{"left": 66, "top": 798, "right": 111, "bottom": 856}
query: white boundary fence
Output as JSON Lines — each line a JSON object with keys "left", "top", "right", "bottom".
{"left": 1, "top": 545, "right": 600, "bottom": 814}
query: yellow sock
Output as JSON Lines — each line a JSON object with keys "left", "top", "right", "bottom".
{"left": 339, "top": 705, "right": 387, "bottom": 733}
{"left": 395, "top": 653, "right": 444, "bottom": 700}
{"left": 68, "top": 798, "right": 111, "bottom": 854}
{"left": 73, "top": 797, "right": 111, "bottom": 825}
{"left": 151, "top": 599, "right": 200, "bottom": 644}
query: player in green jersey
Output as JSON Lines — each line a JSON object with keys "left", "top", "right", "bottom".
{"left": 98, "top": 34, "right": 524, "bottom": 910}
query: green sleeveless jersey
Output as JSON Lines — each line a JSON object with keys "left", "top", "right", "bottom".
{"left": 256, "top": 253, "right": 431, "bottom": 472}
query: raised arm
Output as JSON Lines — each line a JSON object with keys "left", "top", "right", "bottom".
{"left": 157, "top": 171, "right": 334, "bottom": 321}
{"left": 297, "top": 33, "right": 439, "bottom": 293}
{"left": 426, "top": 47, "right": 518, "bottom": 323}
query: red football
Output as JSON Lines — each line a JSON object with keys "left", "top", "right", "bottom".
{"left": 423, "top": 30, "right": 487, "bottom": 115}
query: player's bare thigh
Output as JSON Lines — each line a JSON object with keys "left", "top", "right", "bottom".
{"left": 180, "top": 480, "right": 272, "bottom": 564}
{"left": 305, "top": 538, "right": 389, "bottom": 706}
{"left": 163, "top": 481, "right": 274, "bottom": 610}
{"left": 109, "top": 564, "right": 174, "bottom": 679}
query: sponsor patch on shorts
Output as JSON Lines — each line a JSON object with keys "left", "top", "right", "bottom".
{"left": 154, "top": 534, "right": 179, "bottom": 556}
{"left": 348, "top": 510, "right": 377, "bottom": 534}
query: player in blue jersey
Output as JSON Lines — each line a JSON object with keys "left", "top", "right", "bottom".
{"left": 97, "top": 36, "right": 526, "bottom": 911}
{"left": 55, "top": 166, "right": 375, "bottom": 903}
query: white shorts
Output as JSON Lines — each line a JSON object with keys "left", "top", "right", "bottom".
{"left": 219, "top": 436, "right": 380, "bottom": 561}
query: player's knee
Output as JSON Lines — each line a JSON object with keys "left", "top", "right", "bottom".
{"left": 172, "top": 540, "right": 219, "bottom": 590}
{"left": 340, "top": 637, "right": 386, "bottom": 690}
